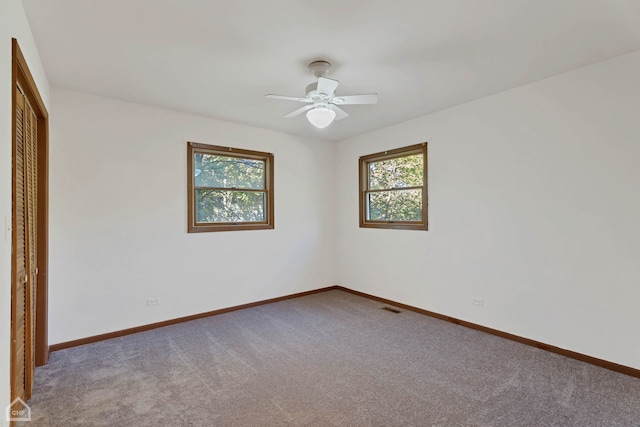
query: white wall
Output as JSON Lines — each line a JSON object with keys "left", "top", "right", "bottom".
{"left": 49, "top": 88, "right": 337, "bottom": 344}
{"left": 0, "top": 0, "right": 50, "bottom": 423}
{"left": 335, "top": 50, "right": 640, "bottom": 370}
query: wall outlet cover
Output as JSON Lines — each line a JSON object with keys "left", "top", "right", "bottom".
{"left": 472, "top": 297, "right": 484, "bottom": 306}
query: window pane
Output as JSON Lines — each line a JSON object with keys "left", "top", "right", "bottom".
{"left": 368, "top": 154, "right": 423, "bottom": 190}
{"left": 196, "top": 190, "right": 265, "bottom": 223}
{"left": 367, "top": 189, "right": 422, "bottom": 221}
{"left": 195, "top": 154, "right": 264, "bottom": 189}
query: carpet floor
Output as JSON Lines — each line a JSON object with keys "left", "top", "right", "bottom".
{"left": 22, "top": 290, "right": 640, "bottom": 426}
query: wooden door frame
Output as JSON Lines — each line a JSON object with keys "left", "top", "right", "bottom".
{"left": 11, "top": 38, "right": 49, "bottom": 377}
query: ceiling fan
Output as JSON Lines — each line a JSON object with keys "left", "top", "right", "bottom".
{"left": 265, "top": 61, "right": 378, "bottom": 129}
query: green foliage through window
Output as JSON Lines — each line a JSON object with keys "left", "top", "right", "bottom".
{"left": 360, "top": 143, "right": 428, "bottom": 230}
{"left": 195, "top": 154, "right": 264, "bottom": 189}
{"left": 188, "top": 143, "right": 274, "bottom": 232}
{"left": 196, "top": 190, "right": 265, "bottom": 223}
{"left": 367, "top": 189, "right": 422, "bottom": 221}
{"left": 368, "top": 154, "right": 423, "bottom": 190}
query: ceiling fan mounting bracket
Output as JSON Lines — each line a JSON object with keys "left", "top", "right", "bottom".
{"left": 308, "top": 61, "right": 332, "bottom": 78}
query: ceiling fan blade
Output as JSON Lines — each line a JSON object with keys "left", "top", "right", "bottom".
{"left": 283, "top": 104, "right": 314, "bottom": 118}
{"left": 330, "top": 105, "right": 349, "bottom": 121}
{"left": 265, "top": 94, "right": 311, "bottom": 102}
{"left": 316, "top": 77, "right": 339, "bottom": 96}
{"left": 331, "top": 93, "right": 378, "bottom": 105}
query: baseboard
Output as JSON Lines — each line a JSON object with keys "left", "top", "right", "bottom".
{"left": 49, "top": 286, "right": 340, "bottom": 352}
{"left": 335, "top": 286, "right": 640, "bottom": 379}
{"left": 49, "top": 284, "right": 640, "bottom": 379}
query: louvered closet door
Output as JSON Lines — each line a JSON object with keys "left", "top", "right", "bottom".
{"left": 12, "top": 84, "right": 36, "bottom": 401}
{"left": 24, "top": 92, "right": 38, "bottom": 397}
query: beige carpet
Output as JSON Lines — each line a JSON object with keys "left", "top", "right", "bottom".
{"left": 22, "top": 290, "right": 640, "bottom": 426}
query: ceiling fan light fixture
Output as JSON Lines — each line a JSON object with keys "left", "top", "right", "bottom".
{"left": 306, "top": 106, "right": 336, "bottom": 129}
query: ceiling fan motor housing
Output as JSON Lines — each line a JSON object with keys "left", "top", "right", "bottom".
{"left": 305, "top": 82, "right": 320, "bottom": 98}
{"left": 306, "top": 61, "right": 333, "bottom": 100}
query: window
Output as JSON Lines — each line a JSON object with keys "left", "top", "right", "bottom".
{"left": 359, "top": 143, "right": 428, "bottom": 230}
{"left": 187, "top": 142, "right": 274, "bottom": 232}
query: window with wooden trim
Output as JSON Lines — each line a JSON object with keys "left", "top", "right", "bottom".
{"left": 187, "top": 142, "right": 274, "bottom": 232}
{"left": 359, "top": 143, "right": 428, "bottom": 230}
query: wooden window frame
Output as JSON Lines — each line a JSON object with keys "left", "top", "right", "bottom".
{"left": 359, "top": 143, "right": 428, "bottom": 231}
{"left": 187, "top": 142, "right": 274, "bottom": 233}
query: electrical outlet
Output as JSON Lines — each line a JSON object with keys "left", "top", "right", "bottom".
{"left": 146, "top": 298, "right": 159, "bottom": 306}
{"left": 472, "top": 297, "right": 484, "bottom": 306}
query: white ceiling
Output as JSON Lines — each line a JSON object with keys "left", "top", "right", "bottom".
{"left": 22, "top": 0, "right": 640, "bottom": 142}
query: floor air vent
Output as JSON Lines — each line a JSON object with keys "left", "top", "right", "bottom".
{"left": 381, "top": 307, "right": 401, "bottom": 314}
